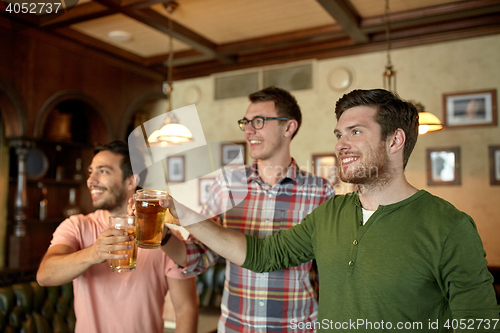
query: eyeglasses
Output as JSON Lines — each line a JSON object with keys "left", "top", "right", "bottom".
{"left": 238, "top": 116, "right": 292, "bottom": 131}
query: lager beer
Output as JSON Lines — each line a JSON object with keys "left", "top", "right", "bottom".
{"left": 109, "top": 216, "right": 137, "bottom": 273}
{"left": 135, "top": 198, "right": 166, "bottom": 248}
{"left": 110, "top": 228, "right": 137, "bottom": 272}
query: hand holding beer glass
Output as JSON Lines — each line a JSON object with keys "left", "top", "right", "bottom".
{"left": 134, "top": 189, "right": 179, "bottom": 248}
{"left": 109, "top": 216, "right": 137, "bottom": 273}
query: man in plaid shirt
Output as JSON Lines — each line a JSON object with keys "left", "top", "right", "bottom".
{"left": 162, "top": 87, "right": 334, "bottom": 332}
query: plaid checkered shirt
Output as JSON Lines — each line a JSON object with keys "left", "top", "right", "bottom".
{"left": 184, "top": 159, "right": 335, "bottom": 332}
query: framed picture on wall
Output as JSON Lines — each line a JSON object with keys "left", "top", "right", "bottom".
{"left": 489, "top": 145, "right": 500, "bottom": 185}
{"left": 312, "top": 153, "right": 339, "bottom": 186}
{"left": 426, "top": 147, "right": 461, "bottom": 186}
{"left": 167, "top": 156, "right": 185, "bottom": 182}
{"left": 443, "top": 89, "right": 497, "bottom": 128}
{"left": 199, "top": 178, "right": 215, "bottom": 205}
{"left": 221, "top": 142, "right": 247, "bottom": 165}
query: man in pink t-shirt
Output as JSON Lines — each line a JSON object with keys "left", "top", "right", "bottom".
{"left": 37, "top": 141, "right": 198, "bottom": 333}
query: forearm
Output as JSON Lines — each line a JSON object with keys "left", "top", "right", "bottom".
{"left": 169, "top": 277, "right": 199, "bottom": 333}
{"left": 162, "top": 235, "right": 188, "bottom": 267}
{"left": 184, "top": 219, "right": 246, "bottom": 266}
{"left": 174, "top": 310, "right": 198, "bottom": 333}
{"left": 37, "top": 246, "right": 97, "bottom": 286}
{"left": 165, "top": 197, "right": 247, "bottom": 266}
{"left": 242, "top": 224, "right": 315, "bottom": 273}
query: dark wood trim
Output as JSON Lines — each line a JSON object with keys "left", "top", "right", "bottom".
{"left": 217, "top": 25, "right": 345, "bottom": 54}
{"left": 23, "top": 26, "right": 164, "bottom": 80}
{"left": 317, "top": 0, "right": 368, "bottom": 43}
{"left": 40, "top": 2, "right": 115, "bottom": 29}
{"left": 362, "top": 0, "right": 500, "bottom": 29}
{"left": 126, "top": 0, "right": 177, "bottom": 9}
{"left": 171, "top": 25, "right": 500, "bottom": 80}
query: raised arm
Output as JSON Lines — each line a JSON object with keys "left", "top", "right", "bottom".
{"left": 37, "top": 228, "right": 133, "bottom": 286}
{"left": 162, "top": 196, "right": 247, "bottom": 266}
{"left": 160, "top": 230, "right": 188, "bottom": 267}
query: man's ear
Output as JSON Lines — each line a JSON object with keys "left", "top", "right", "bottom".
{"left": 388, "top": 128, "right": 406, "bottom": 154}
{"left": 126, "top": 174, "right": 140, "bottom": 191}
{"left": 284, "top": 119, "right": 298, "bottom": 138}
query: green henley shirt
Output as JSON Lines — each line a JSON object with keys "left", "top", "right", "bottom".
{"left": 243, "top": 190, "right": 500, "bottom": 332}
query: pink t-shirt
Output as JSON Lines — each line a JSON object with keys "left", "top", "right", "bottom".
{"left": 50, "top": 210, "right": 192, "bottom": 333}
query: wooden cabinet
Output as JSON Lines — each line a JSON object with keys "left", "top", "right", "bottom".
{"left": 8, "top": 140, "right": 95, "bottom": 267}
{"left": 10, "top": 141, "right": 94, "bottom": 219}
{"left": 7, "top": 102, "right": 108, "bottom": 269}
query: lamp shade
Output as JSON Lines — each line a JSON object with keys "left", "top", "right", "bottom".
{"left": 418, "top": 111, "right": 443, "bottom": 135}
{"left": 148, "top": 123, "right": 193, "bottom": 146}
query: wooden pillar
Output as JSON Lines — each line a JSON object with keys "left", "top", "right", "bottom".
{"left": 8, "top": 139, "right": 31, "bottom": 269}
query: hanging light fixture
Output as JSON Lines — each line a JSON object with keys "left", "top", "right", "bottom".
{"left": 382, "top": 0, "right": 443, "bottom": 135}
{"left": 148, "top": 1, "right": 193, "bottom": 147}
{"left": 412, "top": 102, "right": 444, "bottom": 135}
{"left": 148, "top": 112, "right": 194, "bottom": 146}
{"left": 382, "top": 0, "right": 396, "bottom": 92}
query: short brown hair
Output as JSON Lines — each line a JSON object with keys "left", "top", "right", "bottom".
{"left": 335, "top": 89, "right": 419, "bottom": 168}
{"left": 94, "top": 141, "right": 146, "bottom": 189}
{"left": 249, "top": 86, "right": 302, "bottom": 139}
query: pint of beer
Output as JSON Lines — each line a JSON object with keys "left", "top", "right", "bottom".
{"left": 109, "top": 216, "right": 137, "bottom": 273}
{"left": 134, "top": 189, "right": 168, "bottom": 249}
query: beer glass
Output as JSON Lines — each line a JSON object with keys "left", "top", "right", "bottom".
{"left": 109, "top": 216, "right": 137, "bottom": 272}
{"left": 134, "top": 189, "right": 168, "bottom": 248}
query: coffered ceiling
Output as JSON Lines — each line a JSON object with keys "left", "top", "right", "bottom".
{"left": 2, "top": 0, "right": 500, "bottom": 80}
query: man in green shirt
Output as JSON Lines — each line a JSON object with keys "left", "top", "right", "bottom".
{"left": 160, "top": 89, "right": 499, "bottom": 332}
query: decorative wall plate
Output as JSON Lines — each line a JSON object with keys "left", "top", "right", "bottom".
{"left": 182, "top": 84, "right": 202, "bottom": 105}
{"left": 327, "top": 66, "right": 353, "bottom": 92}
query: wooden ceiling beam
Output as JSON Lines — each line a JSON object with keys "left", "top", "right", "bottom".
{"left": 217, "top": 25, "right": 345, "bottom": 54}
{"left": 126, "top": 0, "right": 177, "bottom": 10}
{"left": 316, "top": 0, "right": 369, "bottom": 43}
{"left": 362, "top": 0, "right": 500, "bottom": 31}
{"left": 143, "top": 49, "right": 210, "bottom": 67}
{"left": 135, "top": 8, "right": 234, "bottom": 64}
{"left": 171, "top": 24, "right": 500, "bottom": 81}
{"left": 370, "top": 13, "right": 500, "bottom": 42}
{"left": 41, "top": 2, "right": 115, "bottom": 29}
{"left": 92, "top": 0, "right": 234, "bottom": 65}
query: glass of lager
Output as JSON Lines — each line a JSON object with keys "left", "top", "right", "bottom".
{"left": 134, "top": 189, "right": 168, "bottom": 248}
{"left": 109, "top": 216, "right": 137, "bottom": 272}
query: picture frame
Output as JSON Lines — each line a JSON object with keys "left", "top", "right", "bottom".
{"left": 167, "top": 156, "right": 185, "bottom": 182}
{"left": 221, "top": 141, "right": 247, "bottom": 165}
{"left": 442, "top": 89, "right": 497, "bottom": 128}
{"left": 312, "top": 153, "right": 339, "bottom": 185}
{"left": 489, "top": 145, "right": 500, "bottom": 185}
{"left": 199, "top": 177, "right": 215, "bottom": 205}
{"left": 426, "top": 147, "right": 461, "bottom": 186}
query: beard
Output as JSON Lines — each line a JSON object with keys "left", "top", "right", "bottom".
{"left": 338, "top": 141, "right": 391, "bottom": 186}
{"left": 92, "top": 182, "right": 128, "bottom": 212}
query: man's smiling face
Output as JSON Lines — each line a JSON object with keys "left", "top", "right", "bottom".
{"left": 334, "top": 106, "right": 391, "bottom": 185}
{"left": 87, "top": 150, "right": 128, "bottom": 212}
